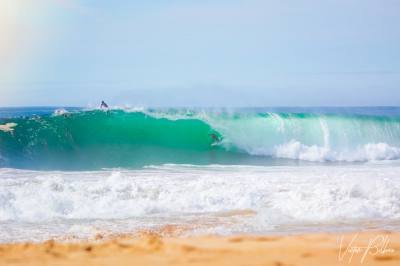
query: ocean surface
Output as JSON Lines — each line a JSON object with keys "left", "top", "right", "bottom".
{"left": 1, "top": 106, "right": 400, "bottom": 242}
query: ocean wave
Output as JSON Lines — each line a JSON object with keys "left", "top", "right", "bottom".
{"left": 0, "top": 109, "right": 400, "bottom": 169}
{"left": 204, "top": 111, "right": 400, "bottom": 162}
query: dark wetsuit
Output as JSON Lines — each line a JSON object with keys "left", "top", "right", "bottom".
{"left": 210, "top": 133, "right": 220, "bottom": 142}
{"left": 100, "top": 101, "right": 109, "bottom": 109}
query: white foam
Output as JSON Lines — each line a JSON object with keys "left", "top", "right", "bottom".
{"left": 52, "top": 109, "right": 69, "bottom": 116}
{"left": 0, "top": 123, "right": 17, "bottom": 132}
{"left": 362, "top": 143, "right": 400, "bottom": 160}
{"left": 1, "top": 164, "right": 400, "bottom": 242}
{"left": 274, "top": 140, "right": 400, "bottom": 162}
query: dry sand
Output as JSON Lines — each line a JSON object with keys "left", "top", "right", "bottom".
{"left": 1, "top": 230, "right": 399, "bottom": 266}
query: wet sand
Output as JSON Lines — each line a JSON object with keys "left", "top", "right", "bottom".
{"left": 1, "top": 231, "right": 399, "bottom": 266}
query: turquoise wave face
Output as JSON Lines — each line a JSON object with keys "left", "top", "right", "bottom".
{"left": 1, "top": 109, "right": 400, "bottom": 169}
{"left": 0, "top": 110, "right": 230, "bottom": 169}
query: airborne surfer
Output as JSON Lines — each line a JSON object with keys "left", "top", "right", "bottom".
{"left": 100, "top": 101, "right": 109, "bottom": 109}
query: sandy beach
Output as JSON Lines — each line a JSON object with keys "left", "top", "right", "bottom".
{"left": 1, "top": 231, "right": 399, "bottom": 266}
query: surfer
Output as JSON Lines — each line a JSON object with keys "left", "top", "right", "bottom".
{"left": 100, "top": 101, "right": 109, "bottom": 109}
{"left": 209, "top": 133, "right": 221, "bottom": 143}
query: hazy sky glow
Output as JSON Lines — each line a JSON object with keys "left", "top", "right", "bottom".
{"left": 0, "top": 0, "right": 399, "bottom": 107}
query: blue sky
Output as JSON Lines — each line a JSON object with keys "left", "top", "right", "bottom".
{"left": 0, "top": 0, "right": 399, "bottom": 107}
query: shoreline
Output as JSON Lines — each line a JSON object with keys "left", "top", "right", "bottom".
{"left": 1, "top": 230, "right": 400, "bottom": 265}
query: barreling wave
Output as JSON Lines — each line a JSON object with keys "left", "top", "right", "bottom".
{"left": 0, "top": 109, "right": 400, "bottom": 169}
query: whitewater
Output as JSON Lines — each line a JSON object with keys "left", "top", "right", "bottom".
{"left": 0, "top": 107, "right": 400, "bottom": 242}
